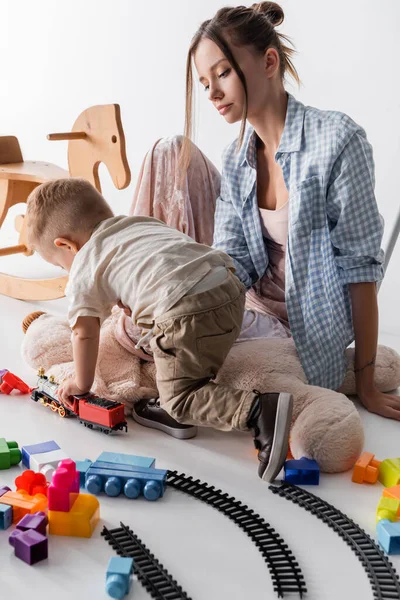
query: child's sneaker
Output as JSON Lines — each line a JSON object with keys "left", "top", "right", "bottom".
{"left": 247, "top": 392, "right": 293, "bottom": 482}
{"left": 132, "top": 398, "right": 198, "bottom": 439}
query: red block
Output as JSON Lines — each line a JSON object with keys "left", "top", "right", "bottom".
{"left": 0, "top": 372, "right": 33, "bottom": 395}
{"left": 15, "top": 470, "right": 49, "bottom": 496}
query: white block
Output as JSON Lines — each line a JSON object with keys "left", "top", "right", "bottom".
{"left": 30, "top": 448, "right": 69, "bottom": 481}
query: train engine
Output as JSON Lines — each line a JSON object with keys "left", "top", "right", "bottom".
{"left": 31, "top": 369, "right": 128, "bottom": 435}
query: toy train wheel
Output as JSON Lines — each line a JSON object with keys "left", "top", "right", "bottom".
{"left": 50, "top": 400, "right": 59, "bottom": 412}
{"left": 58, "top": 406, "right": 66, "bottom": 418}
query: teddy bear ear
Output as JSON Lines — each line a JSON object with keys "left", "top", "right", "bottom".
{"left": 21, "top": 312, "right": 73, "bottom": 372}
{"left": 22, "top": 311, "right": 46, "bottom": 334}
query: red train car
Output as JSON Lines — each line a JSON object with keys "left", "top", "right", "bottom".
{"left": 31, "top": 372, "right": 128, "bottom": 434}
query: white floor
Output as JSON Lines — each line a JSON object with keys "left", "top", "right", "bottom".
{"left": 1, "top": 291, "right": 400, "bottom": 600}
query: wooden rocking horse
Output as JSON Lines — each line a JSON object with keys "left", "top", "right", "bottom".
{"left": 0, "top": 104, "right": 131, "bottom": 301}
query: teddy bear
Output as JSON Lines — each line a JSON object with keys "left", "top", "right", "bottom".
{"left": 21, "top": 307, "right": 400, "bottom": 474}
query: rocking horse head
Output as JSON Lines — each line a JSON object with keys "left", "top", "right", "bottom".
{"left": 48, "top": 104, "right": 131, "bottom": 192}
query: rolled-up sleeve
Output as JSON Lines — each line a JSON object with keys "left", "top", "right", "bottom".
{"left": 326, "top": 130, "right": 385, "bottom": 285}
{"left": 213, "top": 162, "right": 257, "bottom": 289}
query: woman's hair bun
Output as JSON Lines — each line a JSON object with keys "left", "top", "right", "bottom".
{"left": 251, "top": 2, "right": 284, "bottom": 27}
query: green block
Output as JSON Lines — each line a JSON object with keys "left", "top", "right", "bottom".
{"left": 0, "top": 438, "right": 22, "bottom": 470}
{"left": 379, "top": 459, "right": 400, "bottom": 488}
{"left": 376, "top": 496, "right": 400, "bottom": 523}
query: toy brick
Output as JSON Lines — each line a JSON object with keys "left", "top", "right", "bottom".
{"left": 0, "top": 490, "right": 48, "bottom": 523}
{"left": 0, "top": 504, "right": 12, "bottom": 530}
{"left": 15, "top": 470, "right": 49, "bottom": 496}
{"left": 383, "top": 485, "right": 400, "bottom": 505}
{"left": 16, "top": 511, "right": 48, "bottom": 535}
{"left": 0, "top": 438, "right": 22, "bottom": 470}
{"left": 106, "top": 556, "right": 134, "bottom": 599}
{"left": 30, "top": 448, "right": 69, "bottom": 480}
{"left": 9, "top": 529, "right": 48, "bottom": 565}
{"left": 97, "top": 451, "right": 155, "bottom": 469}
{"left": 0, "top": 371, "right": 32, "bottom": 395}
{"left": 378, "top": 459, "right": 400, "bottom": 488}
{"left": 352, "top": 451, "right": 381, "bottom": 484}
{"left": 48, "top": 493, "right": 100, "bottom": 538}
{"left": 376, "top": 497, "right": 400, "bottom": 523}
{"left": 22, "top": 440, "right": 60, "bottom": 468}
{"left": 377, "top": 519, "right": 400, "bottom": 554}
{"left": 48, "top": 460, "right": 80, "bottom": 512}
{"left": 76, "top": 459, "right": 93, "bottom": 488}
{"left": 0, "top": 485, "right": 11, "bottom": 497}
{"left": 85, "top": 461, "right": 167, "bottom": 500}
{"left": 284, "top": 457, "right": 320, "bottom": 485}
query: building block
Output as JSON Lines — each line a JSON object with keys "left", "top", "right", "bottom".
{"left": 97, "top": 451, "right": 155, "bottom": 469}
{"left": 284, "top": 457, "right": 320, "bottom": 485}
{"left": 0, "top": 490, "right": 47, "bottom": 524}
{"left": 106, "top": 556, "right": 134, "bottom": 599}
{"left": 376, "top": 497, "right": 400, "bottom": 523}
{"left": 383, "top": 485, "right": 400, "bottom": 507}
{"left": 0, "top": 439, "right": 22, "bottom": 469}
{"left": 48, "top": 460, "right": 80, "bottom": 511}
{"left": 16, "top": 511, "right": 48, "bottom": 536}
{"left": 48, "top": 493, "right": 100, "bottom": 537}
{"left": 9, "top": 529, "right": 48, "bottom": 565}
{"left": 0, "top": 371, "right": 33, "bottom": 395}
{"left": 15, "top": 470, "right": 49, "bottom": 496}
{"left": 379, "top": 459, "right": 400, "bottom": 488}
{"left": 76, "top": 459, "right": 93, "bottom": 487}
{"left": 352, "top": 452, "right": 381, "bottom": 484}
{"left": 85, "top": 461, "right": 167, "bottom": 500}
{"left": 0, "top": 504, "right": 12, "bottom": 530}
{"left": 22, "top": 440, "right": 60, "bottom": 468}
{"left": 377, "top": 519, "right": 400, "bottom": 554}
{"left": 0, "top": 485, "right": 11, "bottom": 497}
{"left": 30, "top": 448, "right": 70, "bottom": 481}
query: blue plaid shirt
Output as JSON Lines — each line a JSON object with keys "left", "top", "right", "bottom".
{"left": 213, "top": 93, "right": 385, "bottom": 390}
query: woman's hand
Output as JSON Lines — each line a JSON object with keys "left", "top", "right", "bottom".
{"left": 56, "top": 378, "right": 89, "bottom": 405}
{"left": 358, "top": 386, "right": 400, "bottom": 420}
{"left": 117, "top": 300, "right": 132, "bottom": 317}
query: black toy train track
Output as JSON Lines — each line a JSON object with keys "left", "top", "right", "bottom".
{"left": 102, "top": 522, "right": 192, "bottom": 600}
{"left": 270, "top": 482, "right": 400, "bottom": 600}
{"left": 166, "top": 470, "right": 307, "bottom": 598}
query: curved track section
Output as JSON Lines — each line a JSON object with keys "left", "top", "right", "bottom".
{"left": 270, "top": 482, "right": 400, "bottom": 600}
{"left": 167, "top": 470, "right": 306, "bottom": 598}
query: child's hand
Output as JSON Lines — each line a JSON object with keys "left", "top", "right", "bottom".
{"left": 56, "top": 378, "right": 89, "bottom": 405}
{"left": 117, "top": 300, "right": 132, "bottom": 317}
{"left": 358, "top": 386, "right": 400, "bottom": 420}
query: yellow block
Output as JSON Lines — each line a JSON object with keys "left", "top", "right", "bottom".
{"left": 376, "top": 496, "right": 400, "bottom": 523}
{"left": 48, "top": 493, "right": 100, "bottom": 538}
{"left": 383, "top": 485, "right": 400, "bottom": 507}
{"left": 378, "top": 459, "right": 400, "bottom": 488}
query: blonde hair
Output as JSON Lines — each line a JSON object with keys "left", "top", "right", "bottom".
{"left": 26, "top": 177, "right": 114, "bottom": 252}
{"left": 181, "top": 2, "right": 300, "bottom": 172}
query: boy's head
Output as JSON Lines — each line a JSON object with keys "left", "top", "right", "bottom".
{"left": 26, "top": 177, "right": 114, "bottom": 271}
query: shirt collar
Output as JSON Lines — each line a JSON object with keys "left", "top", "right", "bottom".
{"left": 239, "top": 93, "right": 306, "bottom": 167}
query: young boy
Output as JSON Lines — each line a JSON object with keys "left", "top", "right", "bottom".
{"left": 25, "top": 177, "right": 293, "bottom": 482}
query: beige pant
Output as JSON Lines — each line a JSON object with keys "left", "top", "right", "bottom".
{"left": 150, "top": 270, "right": 257, "bottom": 431}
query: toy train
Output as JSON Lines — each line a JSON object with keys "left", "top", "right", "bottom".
{"left": 31, "top": 369, "right": 128, "bottom": 435}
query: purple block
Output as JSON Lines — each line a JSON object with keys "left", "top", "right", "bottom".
{"left": 16, "top": 511, "right": 48, "bottom": 536}
{"left": 9, "top": 529, "right": 48, "bottom": 565}
{"left": 0, "top": 485, "right": 11, "bottom": 497}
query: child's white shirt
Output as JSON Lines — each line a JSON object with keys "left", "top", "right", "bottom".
{"left": 65, "top": 215, "right": 234, "bottom": 330}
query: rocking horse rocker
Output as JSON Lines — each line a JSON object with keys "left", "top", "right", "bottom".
{"left": 0, "top": 104, "right": 131, "bottom": 300}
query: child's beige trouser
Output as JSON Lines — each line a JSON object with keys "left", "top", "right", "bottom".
{"left": 150, "top": 270, "right": 257, "bottom": 430}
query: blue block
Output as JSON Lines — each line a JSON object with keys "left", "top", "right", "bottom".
{"left": 86, "top": 461, "right": 167, "bottom": 500}
{"left": 377, "top": 519, "right": 400, "bottom": 554}
{"left": 97, "top": 451, "right": 155, "bottom": 469}
{"left": 21, "top": 440, "right": 60, "bottom": 468}
{"left": 284, "top": 457, "right": 320, "bottom": 485}
{"left": 76, "top": 459, "right": 93, "bottom": 488}
{"left": 0, "top": 504, "right": 13, "bottom": 530}
{"left": 106, "top": 556, "right": 134, "bottom": 598}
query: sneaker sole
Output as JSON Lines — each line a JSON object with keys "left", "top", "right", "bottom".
{"left": 131, "top": 407, "right": 198, "bottom": 440}
{"left": 260, "top": 392, "right": 293, "bottom": 483}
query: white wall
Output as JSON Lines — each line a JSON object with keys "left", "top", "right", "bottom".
{"left": 0, "top": 0, "right": 399, "bottom": 333}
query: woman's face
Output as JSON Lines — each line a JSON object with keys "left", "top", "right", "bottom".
{"left": 194, "top": 37, "right": 277, "bottom": 124}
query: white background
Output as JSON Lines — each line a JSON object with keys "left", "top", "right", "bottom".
{"left": 0, "top": 2, "right": 400, "bottom": 599}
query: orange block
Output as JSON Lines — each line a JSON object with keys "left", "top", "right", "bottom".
{"left": 383, "top": 485, "right": 400, "bottom": 513}
{"left": 48, "top": 493, "right": 100, "bottom": 538}
{"left": 0, "top": 490, "right": 47, "bottom": 523}
{"left": 352, "top": 452, "right": 381, "bottom": 484}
